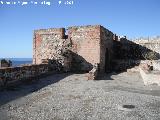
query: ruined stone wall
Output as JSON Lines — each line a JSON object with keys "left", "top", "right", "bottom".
{"left": 112, "top": 36, "right": 160, "bottom": 72}
{"left": 33, "top": 28, "right": 72, "bottom": 72}
{"left": 100, "top": 26, "right": 113, "bottom": 72}
{"left": 0, "top": 64, "right": 50, "bottom": 87}
{"left": 133, "top": 36, "right": 160, "bottom": 59}
{"left": 33, "top": 28, "right": 65, "bottom": 64}
{"left": 113, "top": 36, "right": 160, "bottom": 60}
{"left": 68, "top": 25, "right": 101, "bottom": 72}
{"left": 115, "top": 40, "right": 142, "bottom": 59}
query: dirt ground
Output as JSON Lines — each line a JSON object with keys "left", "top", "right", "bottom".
{"left": 0, "top": 72, "right": 160, "bottom": 120}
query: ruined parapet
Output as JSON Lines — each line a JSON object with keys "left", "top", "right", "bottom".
{"left": 112, "top": 35, "right": 160, "bottom": 73}
{"left": 133, "top": 36, "right": 160, "bottom": 59}
{"left": 113, "top": 36, "right": 160, "bottom": 60}
{"left": 0, "top": 64, "right": 50, "bottom": 87}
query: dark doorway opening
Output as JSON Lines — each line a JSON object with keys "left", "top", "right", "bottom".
{"left": 105, "top": 48, "right": 110, "bottom": 73}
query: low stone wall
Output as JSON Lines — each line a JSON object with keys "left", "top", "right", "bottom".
{"left": 115, "top": 60, "right": 160, "bottom": 86}
{"left": 0, "top": 64, "right": 50, "bottom": 88}
{"left": 139, "top": 67, "right": 160, "bottom": 86}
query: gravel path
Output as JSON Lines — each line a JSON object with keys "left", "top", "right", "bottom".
{"left": 0, "top": 72, "right": 160, "bottom": 120}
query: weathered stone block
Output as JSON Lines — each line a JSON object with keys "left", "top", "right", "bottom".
{"left": 87, "top": 63, "right": 99, "bottom": 80}
{"left": 139, "top": 67, "right": 160, "bottom": 86}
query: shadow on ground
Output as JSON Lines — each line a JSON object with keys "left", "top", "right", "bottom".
{"left": 0, "top": 51, "right": 93, "bottom": 106}
{"left": 96, "top": 72, "right": 115, "bottom": 80}
{"left": 0, "top": 73, "right": 71, "bottom": 106}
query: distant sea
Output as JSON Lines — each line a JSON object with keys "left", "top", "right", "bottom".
{"left": 0, "top": 58, "right": 32, "bottom": 67}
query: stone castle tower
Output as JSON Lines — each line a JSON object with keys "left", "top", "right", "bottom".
{"left": 33, "top": 25, "right": 114, "bottom": 72}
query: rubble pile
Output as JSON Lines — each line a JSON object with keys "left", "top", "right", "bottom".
{"left": 38, "top": 35, "right": 72, "bottom": 72}
{"left": 88, "top": 63, "right": 99, "bottom": 80}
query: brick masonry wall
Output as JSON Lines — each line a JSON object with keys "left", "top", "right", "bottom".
{"left": 68, "top": 25, "right": 101, "bottom": 72}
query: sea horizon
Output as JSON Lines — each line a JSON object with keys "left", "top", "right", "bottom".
{"left": 0, "top": 58, "right": 32, "bottom": 61}
{"left": 0, "top": 58, "right": 33, "bottom": 67}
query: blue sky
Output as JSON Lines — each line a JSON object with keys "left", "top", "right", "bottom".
{"left": 0, "top": 0, "right": 160, "bottom": 58}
